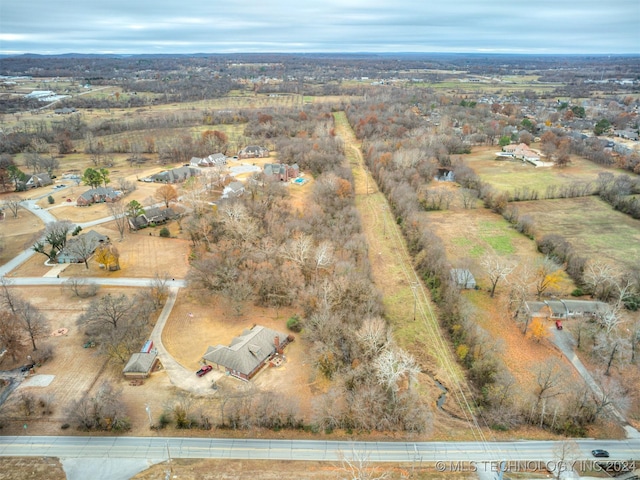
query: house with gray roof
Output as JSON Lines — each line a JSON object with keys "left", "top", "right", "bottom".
{"left": 150, "top": 166, "right": 199, "bottom": 184}
{"left": 122, "top": 352, "right": 159, "bottom": 379}
{"left": 57, "top": 230, "right": 109, "bottom": 264}
{"left": 238, "top": 145, "right": 269, "bottom": 159}
{"left": 25, "top": 173, "right": 53, "bottom": 189}
{"left": 525, "top": 299, "right": 610, "bottom": 320}
{"left": 128, "top": 207, "right": 176, "bottom": 230}
{"left": 190, "top": 153, "right": 226, "bottom": 167}
{"left": 76, "top": 187, "right": 122, "bottom": 206}
{"left": 202, "top": 325, "right": 293, "bottom": 381}
{"left": 263, "top": 163, "right": 299, "bottom": 182}
{"left": 221, "top": 181, "right": 245, "bottom": 199}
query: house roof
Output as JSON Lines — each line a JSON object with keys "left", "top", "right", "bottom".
{"left": 151, "top": 166, "right": 198, "bottom": 182}
{"left": 203, "top": 325, "right": 287, "bottom": 377}
{"left": 60, "top": 230, "right": 109, "bottom": 259}
{"left": 123, "top": 352, "right": 157, "bottom": 374}
{"left": 450, "top": 268, "right": 476, "bottom": 286}
{"left": 78, "top": 187, "right": 120, "bottom": 201}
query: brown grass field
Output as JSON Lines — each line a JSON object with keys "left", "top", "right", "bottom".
{"left": 514, "top": 196, "right": 640, "bottom": 272}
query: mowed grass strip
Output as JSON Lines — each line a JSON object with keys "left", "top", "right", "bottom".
{"left": 334, "top": 111, "right": 466, "bottom": 380}
{"left": 515, "top": 196, "right": 640, "bottom": 271}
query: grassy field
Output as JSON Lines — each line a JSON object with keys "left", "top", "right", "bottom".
{"left": 463, "top": 146, "right": 620, "bottom": 195}
{"left": 514, "top": 196, "right": 640, "bottom": 271}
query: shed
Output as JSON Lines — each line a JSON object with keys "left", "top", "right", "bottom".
{"left": 451, "top": 268, "right": 476, "bottom": 289}
{"left": 122, "top": 352, "right": 159, "bottom": 379}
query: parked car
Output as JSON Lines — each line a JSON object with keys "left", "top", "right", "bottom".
{"left": 555, "top": 320, "right": 563, "bottom": 330}
{"left": 591, "top": 449, "right": 609, "bottom": 458}
{"left": 196, "top": 365, "right": 213, "bottom": 377}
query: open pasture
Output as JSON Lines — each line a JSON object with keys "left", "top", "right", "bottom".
{"left": 464, "top": 146, "right": 621, "bottom": 195}
{"left": 513, "top": 196, "right": 640, "bottom": 271}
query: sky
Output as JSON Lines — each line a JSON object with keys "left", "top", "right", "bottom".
{"left": 0, "top": 0, "right": 639, "bottom": 55}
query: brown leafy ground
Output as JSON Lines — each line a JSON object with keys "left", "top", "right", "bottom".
{"left": 0, "top": 209, "right": 43, "bottom": 267}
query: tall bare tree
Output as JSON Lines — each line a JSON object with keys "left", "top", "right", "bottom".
{"left": 107, "top": 200, "right": 128, "bottom": 241}
{"left": 481, "top": 254, "right": 515, "bottom": 297}
{"left": 15, "top": 299, "right": 49, "bottom": 351}
{"left": 2, "top": 195, "right": 22, "bottom": 218}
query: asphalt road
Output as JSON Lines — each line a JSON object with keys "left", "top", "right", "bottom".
{"left": 0, "top": 436, "right": 638, "bottom": 462}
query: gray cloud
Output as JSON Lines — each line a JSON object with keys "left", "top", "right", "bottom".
{"left": 1, "top": 0, "right": 638, "bottom": 54}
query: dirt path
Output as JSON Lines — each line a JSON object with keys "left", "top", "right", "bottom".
{"left": 333, "top": 111, "right": 486, "bottom": 440}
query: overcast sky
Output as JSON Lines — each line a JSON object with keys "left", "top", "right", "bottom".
{"left": 1, "top": 0, "right": 638, "bottom": 55}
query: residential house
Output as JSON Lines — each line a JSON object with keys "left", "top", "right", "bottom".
{"left": 263, "top": 163, "right": 299, "bottom": 182}
{"left": 122, "top": 352, "right": 159, "bottom": 379}
{"left": 221, "top": 181, "right": 245, "bottom": 199}
{"left": 128, "top": 207, "right": 176, "bottom": 230}
{"left": 150, "top": 166, "right": 199, "bottom": 184}
{"left": 190, "top": 153, "right": 227, "bottom": 167}
{"left": 76, "top": 187, "right": 122, "bottom": 206}
{"left": 57, "top": 230, "right": 109, "bottom": 264}
{"left": 502, "top": 143, "right": 541, "bottom": 162}
{"left": 238, "top": 145, "right": 269, "bottom": 159}
{"left": 450, "top": 268, "right": 476, "bottom": 289}
{"left": 525, "top": 299, "right": 610, "bottom": 320}
{"left": 202, "top": 325, "right": 293, "bottom": 381}
{"left": 25, "top": 173, "right": 53, "bottom": 189}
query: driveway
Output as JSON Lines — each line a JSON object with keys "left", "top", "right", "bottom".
{"left": 149, "top": 287, "right": 221, "bottom": 396}
{"left": 549, "top": 325, "right": 640, "bottom": 439}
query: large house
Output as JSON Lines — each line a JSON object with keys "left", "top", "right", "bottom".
{"left": 263, "top": 163, "right": 299, "bottom": 182}
{"left": 25, "top": 173, "right": 53, "bottom": 189}
{"left": 501, "top": 143, "right": 541, "bottom": 163}
{"left": 57, "top": 230, "right": 109, "bottom": 264}
{"left": 202, "top": 325, "right": 293, "bottom": 381}
{"left": 190, "top": 153, "right": 226, "bottom": 168}
{"left": 128, "top": 207, "right": 176, "bottom": 230}
{"left": 238, "top": 145, "right": 269, "bottom": 160}
{"left": 76, "top": 187, "right": 122, "bottom": 206}
{"left": 149, "top": 166, "right": 199, "bottom": 184}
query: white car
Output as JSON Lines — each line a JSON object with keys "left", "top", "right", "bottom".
{"left": 32, "top": 205, "right": 41, "bottom": 210}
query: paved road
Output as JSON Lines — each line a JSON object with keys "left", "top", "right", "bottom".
{"left": 0, "top": 436, "right": 638, "bottom": 462}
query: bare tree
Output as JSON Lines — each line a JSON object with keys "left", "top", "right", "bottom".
{"left": 66, "top": 234, "right": 98, "bottom": 269}
{"left": 107, "top": 200, "right": 128, "bottom": 241}
{"left": 2, "top": 195, "right": 22, "bottom": 218}
{"left": 63, "top": 277, "right": 99, "bottom": 298}
{"left": 583, "top": 261, "right": 621, "bottom": 302}
{"left": 534, "top": 359, "right": 565, "bottom": 408}
{"left": 481, "top": 254, "right": 515, "bottom": 297}
{"left": 15, "top": 299, "right": 49, "bottom": 351}
{"left": 79, "top": 293, "right": 132, "bottom": 330}
{"left": 356, "top": 317, "right": 390, "bottom": 360}
{"left": 0, "top": 310, "right": 27, "bottom": 363}
{"left": 67, "top": 381, "right": 130, "bottom": 431}
{"left": 149, "top": 273, "right": 171, "bottom": 310}
{"left": 374, "top": 347, "right": 420, "bottom": 400}
{"left": 337, "top": 448, "right": 390, "bottom": 480}
{"left": 590, "top": 372, "right": 629, "bottom": 417}
{"left": 551, "top": 440, "right": 581, "bottom": 480}
{"left": 460, "top": 188, "right": 478, "bottom": 209}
